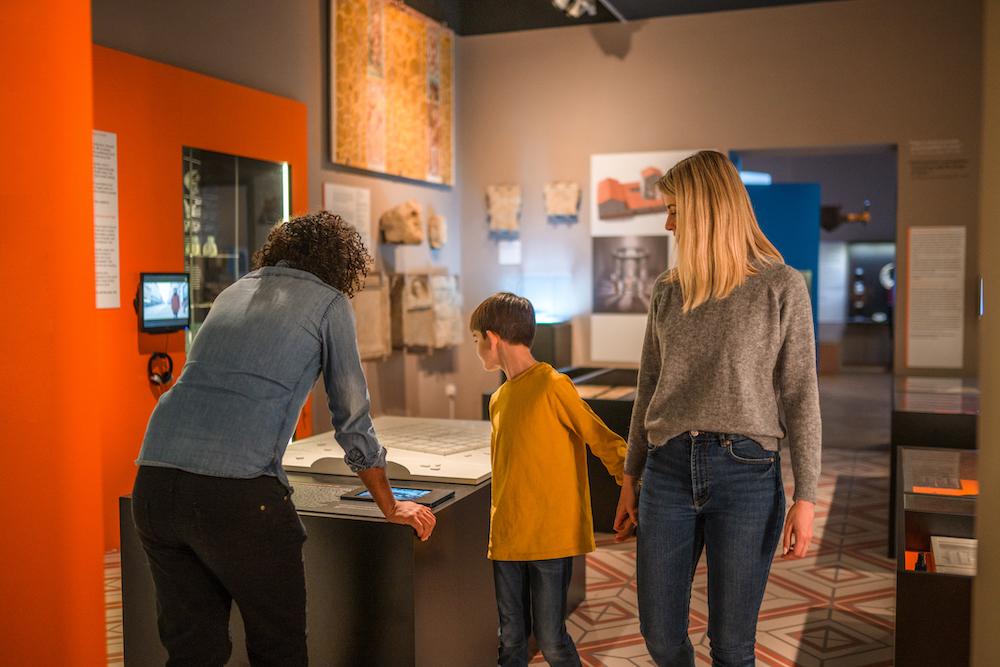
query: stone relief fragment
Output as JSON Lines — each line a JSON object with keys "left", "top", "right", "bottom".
{"left": 427, "top": 213, "right": 447, "bottom": 249}
{"left": 350, "top": 273, "right": 391, "bottom": 360}
{"left": 379, "top": 200, "right": 424, "bottom": 244}
{"left": 390, "top": 273, "right": 433, "bottom": 348}
{"left": 430, "top": 275, "right": 463, "bottom": 348}
{"left": 486, "top": 185, "right": 521, "bottom": 232}
{"left": 388, "top": 272, "right": 463, "bottom": 349}
{"left": 543, "top": 182, "right": 581, "bottom": 222}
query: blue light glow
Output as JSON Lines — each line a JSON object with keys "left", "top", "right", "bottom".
{"left": 739, "top": 171, "right": 773, "bottom": 186}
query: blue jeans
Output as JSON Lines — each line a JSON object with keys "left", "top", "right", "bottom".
{"left": 637, "top": 432, "right": 785, "bottom": 667}
{"left": 493, "top": 558, "right": 582, "bottom": 667}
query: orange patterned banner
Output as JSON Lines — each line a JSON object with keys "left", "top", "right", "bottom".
{"left": 332, "top": 0, "right": 454, "bottom": 185}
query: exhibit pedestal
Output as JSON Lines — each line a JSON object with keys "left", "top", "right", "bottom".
{"left": 121, "top": 473, "right": 584, "bottom": 666}
{"left": 893, "top": 447, "right": 976, "bottom": 667}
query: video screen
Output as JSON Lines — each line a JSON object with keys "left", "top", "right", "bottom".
{"left": 356, "top": 488, "right": 432, "bottom": 502}
{"left": 140, "top": 273, "right": 190, "bottom": 333}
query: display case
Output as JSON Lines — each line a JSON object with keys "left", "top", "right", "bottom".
{"left": 182, "top": 147, "right": 289, "bottom": 342}
{"left": 894, "top": 446, "right": 977, "bottom": 667}
{"left": 888, "top": 376, "right": 978, "bottom": 557}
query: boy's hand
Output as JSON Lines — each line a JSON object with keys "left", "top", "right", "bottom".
{"left": 613, "top": 475, "right": 640, "bottom": 543}
{"left": 386, "top": 501, "right": 436, "bottom": 541}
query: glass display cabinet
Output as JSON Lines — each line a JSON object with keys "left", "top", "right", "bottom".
{"left": 894, "top": 446, "right": 976, "bottom": 667}
{"left": 888, "top": 376, "right": 978, "bottom": 558}
{"left": 182, "top": 147, "right": 290, "bottom": 344}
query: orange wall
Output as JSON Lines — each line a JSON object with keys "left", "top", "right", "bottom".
{"left": 92, "top": 46, "right": 308, "bottom": 550}
{"left": 0, "top": 1, "right": 106, "bottom": 665}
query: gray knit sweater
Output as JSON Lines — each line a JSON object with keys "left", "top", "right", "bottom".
{"left": 625, "top": 261, "right": 822, "bottom": 503}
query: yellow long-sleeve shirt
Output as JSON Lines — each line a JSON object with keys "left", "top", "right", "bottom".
{"left": 487, "top": 362, "right": 626, "bottom": 561}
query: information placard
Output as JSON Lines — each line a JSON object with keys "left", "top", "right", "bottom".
{"left": 93, "top": 130, "right": 120, "bottom": 309}
{"left": 906, "top": 226, "right": 965, "bottom": 368}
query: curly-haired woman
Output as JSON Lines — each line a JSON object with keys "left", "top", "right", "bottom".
{"left": 133, "top": 211, "right": 435, "bottom": 665}
{"left": 614, "top": 152, "right": 821, "bottom": 667}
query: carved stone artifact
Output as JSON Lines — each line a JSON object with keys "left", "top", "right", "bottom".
{"left": 379, "top": 200, "right": 424, "bottom": 244}
{"left": 431, "top": 275, "right": 463, "bottom": 347}
{"left": 543, "top": 182, "right": 581, "bottom": 221}
{"left": 350, "top": 273, "right": 391, "bottom": 360}
{"left": 389, "top": 272, "right": 463, "bottom": 349}
{"left": 428, "top": 213, "right": 447, "bottom": 249}
{"left": 486, "top": 185, "right": 521, "bottom": 232}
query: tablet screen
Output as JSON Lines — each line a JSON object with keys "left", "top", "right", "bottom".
{"left": 355, "top": 488, "right": 432, "bottom": 502}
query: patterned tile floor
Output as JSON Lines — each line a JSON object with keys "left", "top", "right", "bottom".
{"left": 105, "top": 549, "right": 124, "bottom": 667}
{"left": 531, "top": 448, "right": 895, "bottom": 667}
{"left": 102, "top": 449, "right": 894, "bottom": 667}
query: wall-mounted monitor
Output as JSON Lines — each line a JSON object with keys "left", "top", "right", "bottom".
{"left": 136, "top": 273, "right": 190, "bottom": 334}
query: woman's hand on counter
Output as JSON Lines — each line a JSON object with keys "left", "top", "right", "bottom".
{"left": 386, "top": 501, "right": 436, "bottom": 541}
{"left": 356, "top": 466, "right": 437, "bottom": 541}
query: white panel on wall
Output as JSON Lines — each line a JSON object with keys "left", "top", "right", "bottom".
{"left": 590, "top": 313, "right": 646, "bottom": 364}
{"left": 818, "top": 242, "right": 848, "bottom": 324}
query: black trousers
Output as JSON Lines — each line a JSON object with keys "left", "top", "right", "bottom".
{"left": 131, "top": 466, "right": 308, "bottom": 667}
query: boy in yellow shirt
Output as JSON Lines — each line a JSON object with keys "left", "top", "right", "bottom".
{"left": 470, "top": 292, "right": 635, "bottom": 667}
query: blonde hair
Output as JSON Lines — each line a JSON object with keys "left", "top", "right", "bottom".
{"left": 658, "top": 150, "right": 783, "bottom": 312}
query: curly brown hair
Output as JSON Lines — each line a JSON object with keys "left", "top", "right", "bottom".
{"left": 250, "top": 210, "right": 370, "bottom": 297}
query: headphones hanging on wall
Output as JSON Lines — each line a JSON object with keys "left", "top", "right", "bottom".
{"left": 148, "top": 352, "right": 174, "bottom": 386}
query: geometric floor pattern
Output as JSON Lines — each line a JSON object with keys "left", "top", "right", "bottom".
{"left": 104, "top": 449, "right": 895, "bottom": 667}
{"left": 530, "top": 448, "right": 896, "bottom": 667}
{"left": 105, "top": 549, "right": 124, "bottom": 667}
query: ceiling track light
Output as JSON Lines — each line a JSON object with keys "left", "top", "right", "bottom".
{"left": 552, "top": 0, "right": 597, "bottom": 19}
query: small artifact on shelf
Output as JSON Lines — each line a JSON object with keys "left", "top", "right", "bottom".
{"left": 930, "top": 536, "right": 978, "bottom": 576}
{"left": 202, "top": 235, "right": 218, "bottom": 258}
{"left": 379, "top": 200, "right": 424, "bottom": 245}
{"left": 428, "top": 213, "right": 447, "bottom": 249}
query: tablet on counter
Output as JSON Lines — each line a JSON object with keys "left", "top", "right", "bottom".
{"left": 341, "top": 486, "right": 455, "bottom": 508}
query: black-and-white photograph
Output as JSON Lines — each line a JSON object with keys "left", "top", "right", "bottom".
{"left": 592, "top": 236, "right": 672, "bottom": 314}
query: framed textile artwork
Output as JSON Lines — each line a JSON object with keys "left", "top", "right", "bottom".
{"left": 331, "top": 0, "right": 454, "bottom": 185}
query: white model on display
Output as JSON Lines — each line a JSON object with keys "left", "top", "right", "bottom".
{"left": 283, "top": 416, "right": 492, "bottom": 484}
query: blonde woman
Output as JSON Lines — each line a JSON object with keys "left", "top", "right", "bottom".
{"left": 613, "top": 151, "right": 820, "bottom": 667}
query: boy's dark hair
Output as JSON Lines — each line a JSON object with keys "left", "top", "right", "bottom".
{"left": 251, "top": 210, "right": 370, "bottom": 297}
{"left": 469, "top": 293, "right": 536, "bottom": 347}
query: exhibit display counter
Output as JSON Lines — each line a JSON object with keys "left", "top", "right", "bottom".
{"left": 888, "top": 377, "right": 978, "bottom": 557}
{"left": 894, "top": 446, "right": 977, "bottom": 667}
{"left": 120, "top": 417, "right": 584, "bottom": 666}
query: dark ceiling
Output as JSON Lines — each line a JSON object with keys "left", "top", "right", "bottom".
{"left": 404, "top": 0, "right": 844, "bottom": 36}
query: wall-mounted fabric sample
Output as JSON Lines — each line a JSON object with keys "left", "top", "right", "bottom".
{"left": 379, "top": 200, "right": 424, "bottom": 244}
{"left": 486, "top": 185, "right": 521, "bottom": 232}
{"left": 332, "top": 0, "right": 454, "bottom": 185}
{"left": 427, "top": 213, "right": 447, "bottom": 248}
{"left": 543, "top": 182, "right": 581, "bottom": 222}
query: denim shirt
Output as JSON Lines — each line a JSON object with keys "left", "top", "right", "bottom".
{"left": 136, "top": 264, "right": 386, "bottom": 490}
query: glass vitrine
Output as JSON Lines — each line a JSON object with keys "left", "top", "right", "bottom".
{"left": 182, "top": 147, "right": 290, "bottom": 343}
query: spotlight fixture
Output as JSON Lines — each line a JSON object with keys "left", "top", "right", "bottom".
{"left": 552, "top": 0, "right": 597, "bottom": 18}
